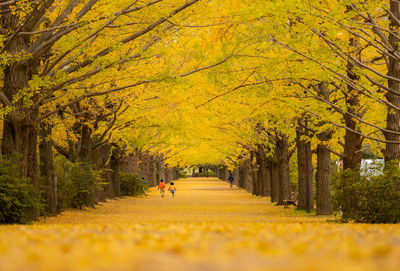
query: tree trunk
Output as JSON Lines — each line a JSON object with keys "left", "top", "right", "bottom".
{"left": 384, "top": 1, "right": 400, "bottom": 163}
{"left": 251, "top": 153, "right": 259, "bottom": 195}
{"left": 138, "top": 152, "right": 144, "bottom": 179}
{"left": 78, "top": 124, "right": 92, "bottom": 161}
{"left": 270, "top": 159, "right": 279, "bottom": 203}
{"left": 316, "top": 142, "right": 333, "bottom": 215}
{"left": 313, "top": 83, "right": 333, "bottom": 215}
{"left": 342, "top": 94, "right": 363, "bottom": 219}
{"left": 224, "top": 166, "right": 229, "bottom": 181}
{"left": 261, "top": 148, "right": 271, "bottom": 197}
{"left": 1, "top": 15, "right": 40, "bottom": 190}
{"left": 336, "top": 19, "right": 364, "bottom": 218}
{"left": 165, "top": 166, "right": 173, "bottom": 183}
{"left": 110, "top": 148, "right": 121, "bottom": 197}
{"left": 296, "top": 125, "right": 313, "bottom": 211}
{"left": 343, "top": 58, "right": 363, "bottom": 170}
{"left": 164, "top": 165, "right": 170, "bottom": 183}
{"left": 343, "top": 115, "right": 362, "bottom": 170}
{"left": 173, "top": 167, "right": 179, "bottom": 181}
{"left": 263, "top": 155, "right": 272, "bottom": 197}
{"left": 250, "top": 151, "right": 258, "bottom": 195}
{"left": 233, "top": 167, "right": 239, "bottom": 186}
{"left": 276, "top": 134, "right": 291, "bottom": 205}
{"left": 91, "top": 144, "right": 112, "bottom": 200}
{"left": 256, "top": 150, "right": 266, "bottom": 196}
{"left": 2, "top": 116, "right": 40, "bottom": 218}
{"left": 1, "top": 2, "right": 44, "bottom": 220}
{"left": 159, "top": 159, "right": 165, "bottom": 182}
{"left": 238, "top": 161, "right": 245, "bottom": 188}
{"left": 149, "top": 159, "right": 157, "bottom": 186}
{"left": 39, "top": 122, "right": 57, "bottom": 216}
{"left": 245, "top": 158, "right": 253, "bottom": 192}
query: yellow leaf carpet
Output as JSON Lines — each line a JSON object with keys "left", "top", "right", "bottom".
{"left": 1, "top": 178, "right": 400, "bottom": 271}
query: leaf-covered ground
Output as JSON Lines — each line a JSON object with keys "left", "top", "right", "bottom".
{"left": 1, "top": 178, "right": 400, "bottom": 271}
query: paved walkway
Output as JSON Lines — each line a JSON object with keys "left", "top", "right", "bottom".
{"left": 0, "top": 178, "right": 399, "bottom": 271}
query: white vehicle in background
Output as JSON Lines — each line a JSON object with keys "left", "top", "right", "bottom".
{"left": 360, "top": 159, "right": 385, "bottom": 177}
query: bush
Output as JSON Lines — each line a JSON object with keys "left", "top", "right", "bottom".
{"left": 0, "top": 157, "right": 41, "bottom": 224}
{"left": 332, "top": 168, "right": 361, "bottom": 216}
{"left": 178, "top": 169, "right": 187, "bottom": 178}
{"left": 356, "top": 162, "right": 400, "bottom": 223}
{"left": 55, "top": 156, "right": 102, "bottom": 210}
{"left": 333, "top": 161, "right": 400, "bottom": 223}
{"left": 120, "top": 173, "right": 148, "bottom": 196}
{"left": 195, "top": 170, "right": 216, "bottom": 177}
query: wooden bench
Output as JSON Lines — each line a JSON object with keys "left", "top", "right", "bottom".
{"left": 283, "top": 192, "right": 298, "bottom": 208}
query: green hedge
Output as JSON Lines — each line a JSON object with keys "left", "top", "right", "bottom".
{"left": 194, "top": 170, "right": 216, "bottom": 177}
{"left": 120, "top": 173, "right": 148, "bottom": 196}
{"left": 178, "top": 169, "right": 187, "bottom": 178}
{"left": 333, "top": 161, "right": 400, "bottom": 223}
{"left": 55, "top": 157, "right": 102, "bottom": 210}
{"left": 0, "top": 157, "right": 41, "bottom": 224}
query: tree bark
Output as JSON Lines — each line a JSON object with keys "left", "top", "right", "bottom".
{"left": 110, "top": 148, "right": 121, "bottom": 197}
{"left": 342, "top": 67, "right": 363, "bottom": 218}
{"left": 256, "top": 150, "right": 266, "bottom": 196}
{"left": 250, "top": 151, "right": 259, "bottom": 195}
{"left": 39, "top": 122, "right": 57, "bottom": 216}
{"left": 343, "top": 40, "right": 363, "bottom": 170}
{"left": 155, "top": 159, "right": 161, "bottom": 184}
{"left": 269, "top": 159, "right": 279, "bottom": 202}
{"left": 1, "top": 7, "right": 41, "bottom": 194}
{"left": 383, "top": 1, "right": 400, "bottom": 163}
{"left": 316, "top": 142, "right": 333, "bottom": 215}
{"left": 238, "top": 160, "right": 245, "bottom": 188}
{"left": 233, "top": 167, "right": 239, "bottom": 186}
{"left": 343, "top": 112, "right": 362, "bottom": 170}
{"left": 84, "top": 142, "right": 110, "bottom": 202}
{"left": 296, "top": 125, "right": 313, "bottom": 211}
{"left": 263, "top": 153, "right": 272, "bottom": 197}
{"left": 245, "top": 158, "right": 253, "bottom": 192}
{"left": 78, "top": 123, "right": 92, "bottom": 161}
{"left": 172, "top": 167, "right": 179, "bottom": 181}
{"left": 314, "top": 83, "right": 333, "bottom": 215}
{"left": 275, "top": 134, "right": 291, "bottom": 205}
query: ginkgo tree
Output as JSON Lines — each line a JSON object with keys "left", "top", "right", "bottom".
{"left": 1, "top": 0, "right": 399, "bottom": 223}
{"left": 0, "top": 0, "right": 202, "bottom": 188}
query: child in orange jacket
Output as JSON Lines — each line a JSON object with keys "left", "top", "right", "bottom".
{"left": 158, "top": 179, "right": 165, "bottom": 198}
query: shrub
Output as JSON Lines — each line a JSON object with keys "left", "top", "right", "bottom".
{"left": 332, "top": 168, "right": 361, "bottom": 217}
{"left": 0, "top": 157, "right": 41, "bottom": 224}
{"left": 120, "top": 173, "right": 148, "bottom": 196}
{"left": 195, "top": 170, "right": 216, "bottom": 177}
{"left": 355, "top": 162, "right": 400, "bottom": 223}
{"left": 55, "top": 156, "right": 102, "bottom": 210}
{"left": 178, "top": 169, "right": 187, "bottom": 178}
{"left": 333, "top": 161, "right": 400, "bottom": 223}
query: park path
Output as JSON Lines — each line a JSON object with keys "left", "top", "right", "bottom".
{"left": 1, "top": 178, "right": 400, "bottom": 271}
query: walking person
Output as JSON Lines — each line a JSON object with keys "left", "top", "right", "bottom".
{"left": 228, "top": 173, "right": 234, "bottom": 188}
{"left": 168, "top": 182, "right": 177, "bottom": 198}
{"left": 158, "top": 179, "right": 165, "bottom": 198}
{"left": 141, "top": 177, "right": 148, "bottom": 196}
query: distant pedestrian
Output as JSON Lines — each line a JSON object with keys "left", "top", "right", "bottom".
{"left": 141, "top": 177, "right": 148, "bottom": 196}
{"left": 158, "top": 179, "right": 165, "bottom": 198}
{"left": 228, "top": 173, "right": 234, "bottom": 188}
{"left": 168, "top": 182, "right": 177, "bottom": 198}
